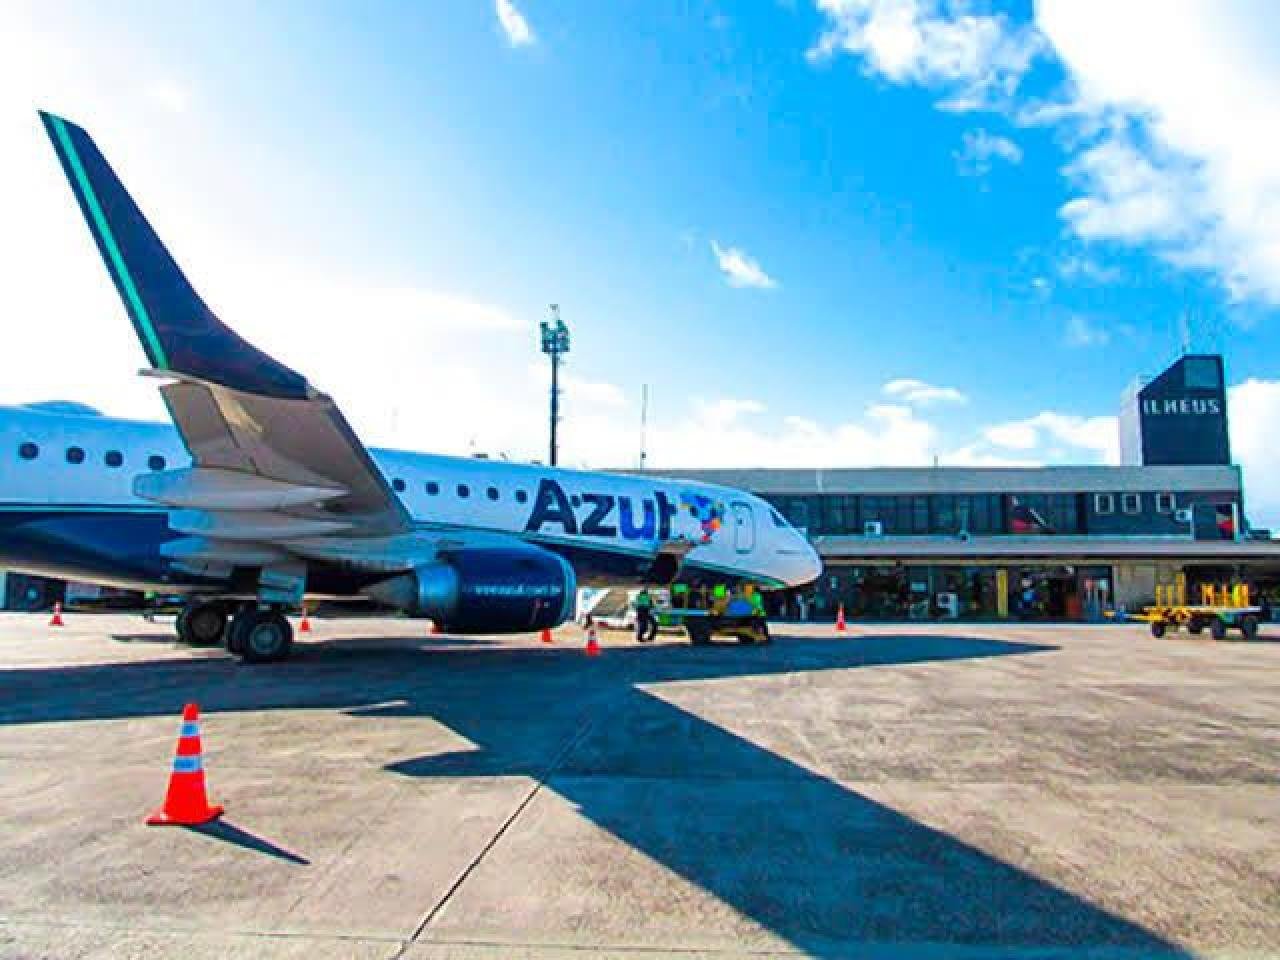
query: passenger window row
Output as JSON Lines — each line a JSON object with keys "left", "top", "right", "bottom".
{"left": 16, "top": 442, "right": 166, "bottom": 471}
{"left": 388, "top": 475, "right": 530, "bottom": 505}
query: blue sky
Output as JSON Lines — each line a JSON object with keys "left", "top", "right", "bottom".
{"left": 2, "top": 1, "right": 1279, "bottom": 520}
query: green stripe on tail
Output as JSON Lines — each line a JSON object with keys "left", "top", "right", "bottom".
{"left": 48, "top": 115, "right": 169, "bottom": 370}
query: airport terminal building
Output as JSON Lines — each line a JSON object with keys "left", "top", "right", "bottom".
{"left": 666, "top": 355, "right": 1280, "bottom": 621}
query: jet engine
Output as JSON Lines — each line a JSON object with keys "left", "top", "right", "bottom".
{"left": 363, "top": 545, "right": 576, "bottom": 633}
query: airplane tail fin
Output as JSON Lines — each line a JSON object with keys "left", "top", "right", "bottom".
{"left": 39, "top": 111, "right": 309, "bottom": 400}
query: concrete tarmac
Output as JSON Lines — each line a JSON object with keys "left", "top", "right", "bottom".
{"left": 0, "top": 613, "right": 1278, "bottom": 958}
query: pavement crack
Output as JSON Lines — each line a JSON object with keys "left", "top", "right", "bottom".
{"left": 406, "top": 658, "right": 631, "bottom": 943}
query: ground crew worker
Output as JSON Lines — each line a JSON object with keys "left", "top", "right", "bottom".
{"left": 711, "top": 583, "right": 730, "bottom": 616}
{"left": 748, "top": 585, "right": 766, "bottom": 619}
{"left": 634, "top": 587, "right": 658, "bottom": 644}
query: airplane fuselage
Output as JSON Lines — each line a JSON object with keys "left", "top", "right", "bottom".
{"left": 0, "top": 404, "right": 821, "bottom": 597}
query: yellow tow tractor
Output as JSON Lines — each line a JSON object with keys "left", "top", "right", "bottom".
{"left": 1132, "top": 582, "right": 1263, "bottom": 641}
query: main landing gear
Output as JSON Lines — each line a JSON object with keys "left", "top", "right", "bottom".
{"left": 226, "top": 606, "right": 293, "bottom": 664}
{"left": 175, "top": 598, "right": 232, "bottom": 647}
{"left": 174, "top": 598, "right": 293, "bottom": 663}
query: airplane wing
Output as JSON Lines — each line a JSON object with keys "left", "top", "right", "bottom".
{"left": 41, "top": 111, "right": 414, "bottom": 583}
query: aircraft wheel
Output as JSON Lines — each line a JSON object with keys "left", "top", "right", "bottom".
{"left": 687, "top": 621, "right": 713, "bottom": 646}
{"left": 234, "top": 609, "right": 294, "bottom": 664}
{"left": 178, "top": 599, "right": 229, "bottom": 647}
{"left": 226, "top": 606, "right": 254, "bottom": 655}
{"left": 1149, "top": 621, "right": 1166, "bottom": 638}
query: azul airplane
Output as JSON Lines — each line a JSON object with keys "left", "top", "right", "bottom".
{"left": 0, "top": 113, "right": 820, "bottom": 662}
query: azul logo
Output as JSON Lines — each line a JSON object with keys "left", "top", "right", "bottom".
{"left": 1142, "top": 397, "right": 1222, "bottom": 416}
{"left": 523, "top": 478, "right": 715, "bottom": 543}
{"left": 680, "top": 493, "right": 725, "bottom": 544}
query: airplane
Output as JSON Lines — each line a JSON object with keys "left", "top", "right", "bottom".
{"left": 0, "top": 112, "right": 821, "bottom": 663}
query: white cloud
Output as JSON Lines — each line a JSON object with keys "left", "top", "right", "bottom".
{"left": 954, "top": 127, "right": 1021, "bottom": 176}
{"left": 1228, "top": 379, "right": 1280, "bottom": 529}
{"left": 808, "top": 0, "right": 1042, "bottom": 109}
{"left": 1057, "top": 253, "right": 1120, "bottom": 284}
{"left": 710, "top": 240, "right": 777, "bottom": 289}
{"left": 982, "top": 411, "right": 1119, "bottom": 462}
{"left": 494, "top": 0, "right": 535, "bottom": 47}
{"left": 882, "top": 377, "right": 967, "bottom": 405}
{"left": 983, "top": 421, "right": 1038, "bottom": 451}
{"left": 695, "top": 397, "right": 767, "bottom": 427}
{"left": 1038, "top": 1, "right": 1280, "bottom": 303}
{"left": 1063, "top": 314, "right": 1109, "bottom": 348}
{"left": 1058, "top": 131, "right": 1198, "bottom": 244}
{"left": 866, "top": 402, "right": 914, "bottom": 421}
{"left": 645, "top": 396, "right": 938, "bottom": 469}
{"left": 810, "top": 0, "right": 1280, "bottom": 305}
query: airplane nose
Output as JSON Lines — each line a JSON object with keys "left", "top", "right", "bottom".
{"left": 804, "top": 546, "right": 823, "bottom": 584}
{"left": 794, "top": 539, "right": 823, "bottom": 586}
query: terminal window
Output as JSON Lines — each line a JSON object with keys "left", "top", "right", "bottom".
{"left": 1094, "top": 493, "right": 1114, "bottom": 515}
{"left": 1122, "top": 493, "right": 1141, "bottom": 514}
{"left": 1156, "top": 492, "right": 1176, "bottom": 513}
{"left": 1183, "top": 356, "right": 1221, "bottom": 389}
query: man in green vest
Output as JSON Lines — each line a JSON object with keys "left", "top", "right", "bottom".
{"left": 634, "top": 587, "right": 658, "bottom": 644}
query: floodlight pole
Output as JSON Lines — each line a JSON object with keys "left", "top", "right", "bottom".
{"left": 540, "top": 304, "right": 570, "bottom": 466}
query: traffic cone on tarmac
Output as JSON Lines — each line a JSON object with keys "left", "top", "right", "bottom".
{"left": 430, "top": 619, "right": 442, "bottom": 635}
{"left": 48, "top": 602, "right": 64, "bottom": 627}
{"left": 584, "top": 619, "right": 601, "bottom": 657}
{"left": 298, "top": 607, "right": 312, "bottom": 633}
{"left": 540, "top": 627, "right": 553, "bottom": 644}
{"left": 146, "top": 703, "right": 224, "bottom": 827}
{"left": 836, "top": 604, "right": 847, "bottom": 633}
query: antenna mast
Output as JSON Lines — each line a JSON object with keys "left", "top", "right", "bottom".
{"left": 639, "top": 383, "right": 649, "bottom": 471}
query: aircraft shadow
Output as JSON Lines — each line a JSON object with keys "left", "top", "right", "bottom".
{"left": 0, "top": 633, "right": 1190, "bottom": 955}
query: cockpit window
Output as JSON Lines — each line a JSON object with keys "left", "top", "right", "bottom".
{"left": 771, "top": 509, "right": 787, "bottom": 528}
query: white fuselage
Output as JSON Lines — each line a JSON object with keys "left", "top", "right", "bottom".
{"left": 0, "top": 405, "right": 822, "bottom": 590}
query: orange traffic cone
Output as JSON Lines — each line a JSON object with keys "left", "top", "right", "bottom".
{"left": 146, "top": 703, "right": 224, "bottom": 827}
{"left": 298, "top": 608, "right": 312, "bottom": 633}
{"left": 540, "top": 627, "right": 553, "bottom": 644}
{"left": 836, "top": 604, "right": 846, "bottom": 633}
{"left": 584, "top": 620, "right": 601, "bottom": 657}
{"left": 49, "top": 602, "right": 64, "bottom": 627}
{"left": 430, "top": 619, "right": 442, "bottom": 635}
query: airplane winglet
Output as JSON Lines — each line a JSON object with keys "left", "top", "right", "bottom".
{"left": 39, "top": 110, "right": 310, "bottom": 401}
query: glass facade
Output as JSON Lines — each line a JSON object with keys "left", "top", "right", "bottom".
{"left": 763, "top": 492, "right": 1078, "bottom": 536}
{"left": 745, "top": 480, "right": 1243, "bottom": 622}
{"left": 776, "top": 563, "right": 1115, "bottom": 622}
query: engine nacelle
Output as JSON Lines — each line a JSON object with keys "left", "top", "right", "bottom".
{"left": 363, "top": 546, "right": 576, "bottom": 633}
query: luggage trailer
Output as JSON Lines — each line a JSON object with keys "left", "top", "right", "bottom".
{"left": 1133, "top": 583, "right": 1263, "bottom": 641}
